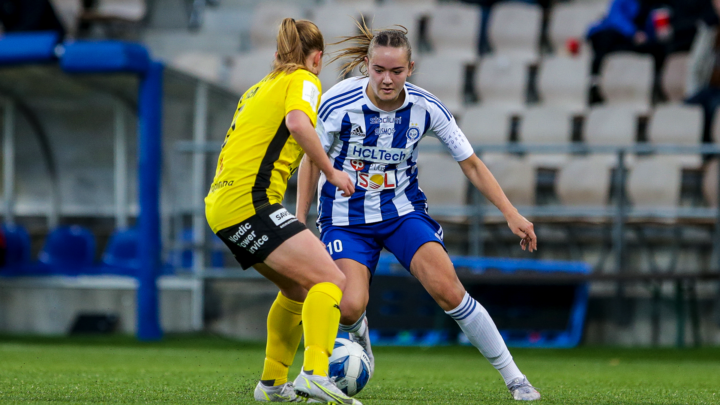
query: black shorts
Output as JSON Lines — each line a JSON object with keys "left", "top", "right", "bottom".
{"left": 216, "top": 203, "right": 307, "bottom": 270}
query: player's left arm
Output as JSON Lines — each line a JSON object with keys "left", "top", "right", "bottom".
{"left": 430, "top": 106, "right": 537, "bottom": 252}
{"left": 458, "top": 155, "right": 537, "bottom": 252}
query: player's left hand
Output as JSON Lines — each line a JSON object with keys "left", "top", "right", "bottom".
{"left": 505, "top": 211, "right": 537, "bottom": 252}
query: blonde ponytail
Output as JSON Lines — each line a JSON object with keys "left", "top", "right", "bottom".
{"left": 271, "top": 18, "right": 324, "bottom": 76}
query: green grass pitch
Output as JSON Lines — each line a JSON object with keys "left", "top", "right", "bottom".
{"left": 0, "top": 335, "right": 718, "bottom": 404}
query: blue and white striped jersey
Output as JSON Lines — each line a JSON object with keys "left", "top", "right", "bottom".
{"left": 316, "top": 77, "right": 474, "bottom": 228}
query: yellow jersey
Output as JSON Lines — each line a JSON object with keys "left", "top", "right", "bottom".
{"left": 205, "top": 68, "right": 321, "bottom": 233}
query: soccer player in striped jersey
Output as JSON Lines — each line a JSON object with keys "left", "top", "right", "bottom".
{"left": 296, "top": 21, "right": 541, "bottom": 401}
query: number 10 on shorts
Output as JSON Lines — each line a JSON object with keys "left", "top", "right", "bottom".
{"left": 327, "top": 240, "right": 343, "bottom": 255}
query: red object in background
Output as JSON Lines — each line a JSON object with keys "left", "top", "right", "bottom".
{"left": 653, "top": 8, "right": 672, "bottom": 40}
{"left": 566, "top": 37, "right": 580, "bottom": 56}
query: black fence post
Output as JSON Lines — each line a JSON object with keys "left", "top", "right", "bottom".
{"left": 613, "top": 149, "right": 629, "bottom": 324}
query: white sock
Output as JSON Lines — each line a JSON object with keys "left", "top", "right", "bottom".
{"left": 339, "top": 311, "right": 366, "bottom": 336}
{"left": 446, "top": 292, "right": 524, "bottom": 385}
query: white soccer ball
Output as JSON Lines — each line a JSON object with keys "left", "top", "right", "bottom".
{"left": 328, "top": 338, "right": 371, "bottom": 396}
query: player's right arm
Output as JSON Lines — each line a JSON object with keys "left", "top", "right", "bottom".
{"left": 286, "top": 110, "right": 354, "bottom": 198}
{"left": 296, "top": 155, "right": 321, "bottom": 225}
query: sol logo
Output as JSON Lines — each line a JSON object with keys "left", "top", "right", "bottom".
{"left": 357, "top": 172, "right": 396, "bottom": 190}
{"left": 350, "top": 160, "right": 365, "bottom": 171}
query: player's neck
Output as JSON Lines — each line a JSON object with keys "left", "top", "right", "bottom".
{"left": 366, "top": 85, "right": 405, "bottom": 112}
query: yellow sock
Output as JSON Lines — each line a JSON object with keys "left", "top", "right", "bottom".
{"left": 261, "top": 292, "right": 303, "bottom": 386}
{"left": 302, "top": 282, "right": 343, "bottom": 377}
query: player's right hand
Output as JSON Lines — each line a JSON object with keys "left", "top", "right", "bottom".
{"left": 327, "top": 169, "right": 355, "bottom": 197}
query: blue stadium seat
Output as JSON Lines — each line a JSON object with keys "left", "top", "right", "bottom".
{"left": 39, "top": 226, "right": 96, "bottom": 274}
{"left": 172, "top": 228, "right": 225, "bottom": 269}
{"left": 1, "top": 223, "right": 31, "bottom": 267}
{"left": 102, "top": 228, "right": 140, "bottom": 274}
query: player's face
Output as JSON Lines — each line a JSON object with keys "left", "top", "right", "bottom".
{"left": 365, "top": 46, "right": 413, "bottom": 108}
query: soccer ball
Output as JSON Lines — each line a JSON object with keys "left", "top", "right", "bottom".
{"left": 328, "top": 338, "right": 371, "bottom": 396}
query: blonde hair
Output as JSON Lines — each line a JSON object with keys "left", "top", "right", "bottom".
{"left": 328, "top": 17, "right": 412, "bottom": 77}
{"left": 270, "top": 18, "right": 325, "bottom": 76}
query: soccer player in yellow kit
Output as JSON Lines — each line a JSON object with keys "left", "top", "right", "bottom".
{"left": 205, "top": 18, "right": 361, "bottom": 404}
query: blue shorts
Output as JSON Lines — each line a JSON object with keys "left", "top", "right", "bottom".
{"left": 320, "top": 211, "right": 445, "bottom": 275}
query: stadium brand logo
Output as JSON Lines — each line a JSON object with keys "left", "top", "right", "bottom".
{"left": 406, "top": 127, "right": 420, "bottom": 141}
{"left": 357, "top": 171, "right": 396, "bottom": 191}
{"left": 370, "top": 116, "right": 401, "bottom": 125}
{"left": 348, "top": 144, "right": 411, "bottom": 164}
{"left": 350, "top": 160, "right": 365, "bottom": 171}
{"left": 269, "top": 208, "right": 297, "bottom": 228}
{"left": 229, "top": 223, "right": 252, "bottom": 243}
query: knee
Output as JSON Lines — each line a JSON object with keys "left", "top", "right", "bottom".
{"left": 279, "top": 283, "right": 308, "bottom": 303}
{"left": 433, "top": 285, "right": 466, "bottom": 312}
{"left": 328, "top": 269, "right": 346, "bottom": 292}
{"left": 306, "top": 267, "right": 346, "bottom": 293}
{"left": 340, "top": 298, "right": 366, "bottom": 324}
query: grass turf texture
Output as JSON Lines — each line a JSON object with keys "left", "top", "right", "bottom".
{"left": 0, "top": 335, "right": 718, "bottom": 404}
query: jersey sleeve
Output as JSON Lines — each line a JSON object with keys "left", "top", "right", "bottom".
{"left": 430, "top": 107, "right": 474, "bottom": 162}
{"left": 316, "top": 119, "right": 334, "bottom": 153}
{"left": 285, "top": 70, "right": 322, "bottom": 127}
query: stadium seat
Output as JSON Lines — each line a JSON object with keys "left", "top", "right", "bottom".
{"left": 585, "top": 105, "right": 637, "bottom": 146}
{"left": 483, "top": 156, "right": 536, "bottom": 207}
{"left": 661, "top": 54, "right": 689, "bottom": 103}
{"left": 228, "top": 48, "right": 276, "bottom": 95}
{"left": 558, "top": 106, "right": 638, "bottom": 210}
{"left": 460, "top": 105, "right": 513, "bottom": 146}
{"left": 556, "top": 155, "right": 614, "bottom": 207}
{"left": 310, "top": 2, "right": 371, "bottom": 90}
{"left": 416, "top": 146, "right": 468, "bottom": 221}
{"left": 141, "top": 29, "right": 242, "bottom": 61}
{"left": 368, "top": 4, "right": 425, "bottom": 52}
{"left": 312, "top": 3, "right": 373, "bottom": 56}
{"left": 50, "top": 0, "right": 82, "bottom": 35}
{"left": 170, "top": 228, "right": 225, "bottom": 269}
{"left": 411, "top": 54, "right": 471, "bottom": 116}
{"left": 476, "top": 55, "right": 527, "bottom": 111}
{"left": 250, "top": 3, "right": 303, "bottom": 50}
{"left": 384, "top": 0, "right": 437, "bottom": 7}
{"left": 333, "top": 0, "right": 375, "bottom": 6}
{"left": 585, "top": 106, "right": 637, "bottom": 146}
{"left": 488, "top": 2, "right": 542, "bottom": 63}
{"left": 170, "top": 52, "right": 225, "bottom": 85}
{"left": 200, "top": 5, "right": 249, "bottom": 34}
{"left": 548, "top": 2, "right": 605, "bottom": 57}
{"left": 627, "top": 156, "right": 683, "bottom": 208}
{"left": 703, "top": 158, "right": 719, "bottom": 207}
{"left": 426, "top": 3, "right": 481, "bottom": 59}
{"left": 1, "top": 223, "right": 31, "bottom": 267}
{"left": 101, "top": 228, "right": 140, "bottom": 271}
{"left": 647, "top": 104, "right": 703, "bottom": 168}
{"left": 92, "top": 0, "right": 147, "bottom": 21}
{"left": 537, "top": 55, "right": 589, "bottom": 111}
{"left": 600, "top": 53, "right": 654, "bottom": 112}
{"left": 38, "top": 225, "right": 96, "bottom": 273}
{"left": 519, "top": 107, "right": 573, "bottom": 169}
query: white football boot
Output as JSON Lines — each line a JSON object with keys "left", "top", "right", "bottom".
{"left": 254, "top": 381, "right": 306, "bottom": 402}
{"left": 348, "top": 317, "right": 374, "bottom": 378}
{"left": 507, "top": 376, "right": 541, "bottom": 401}
{"left": 293, "top": 371, "right": 363, "bottom": 404}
